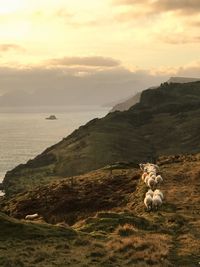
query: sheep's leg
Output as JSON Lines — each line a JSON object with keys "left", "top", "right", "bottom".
{"left": 147, "top": 205, "right": 152, "bottom": 211}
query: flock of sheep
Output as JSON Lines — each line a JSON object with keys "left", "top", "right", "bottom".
{"left": 140, "top": 163, "right": 164, "bottom": 211}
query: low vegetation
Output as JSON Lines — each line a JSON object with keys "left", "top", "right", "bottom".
{"left": 1, "top": 154, "right": 200, "bottom": 266}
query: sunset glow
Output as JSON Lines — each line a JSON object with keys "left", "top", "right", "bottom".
{"left": 0, "top": 0, "right": 199, "bottom": 90}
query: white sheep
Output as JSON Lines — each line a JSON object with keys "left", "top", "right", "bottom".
{"left": 140, "top": 163, "right": 156, "bottom": 173}
{"left": 148, "top": 169, "right": 157, "bottom": 175}
{"left": 147, "top": 177, "right": 156, "bottom": 189}
{"left": 149, "top": 171, "right": 156, "bottom": 176}
{"left": 155, "top": 175, "right": 163, "bottom": 185}
{"left": 144, "top": 195, "right": 153, "bottom": 211}
{"left": 148, "top": 163, "right": 159, "bottom": 171}
{"left": 25, "top": 213, "right": 39, "bottom": 220}
{"left": 144, "top": 175, "right": 150, "bottom": 185}
{"left": 146, "top": 189, "right": 154, "bottom": 198}
{"left": 152, "top": 195, "right": 162, "bottom": 210}
{"left": 151, "top": 174, "right": 156, "bottom": 180}
{"left": 151, "top": 164, "right": 159, "bottom": 172}
{"left": 154, "top": 189, "right": 164, "bottom": 200}
{"left": 141, "top": 172, "right": 148, "bottom": 181}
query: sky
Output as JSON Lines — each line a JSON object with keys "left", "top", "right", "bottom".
{"left": 0, "top": 0, "right": 200, "bottom": 105}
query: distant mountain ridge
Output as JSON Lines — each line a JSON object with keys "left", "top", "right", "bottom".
{"left": 111, "top": 77, "right": 200, "bottom": 112}
{"left": 167, "top": 76, "right": 200, "bottom": 84}
{"left": 110, "top": 92, "right": 141, "bottom": 112}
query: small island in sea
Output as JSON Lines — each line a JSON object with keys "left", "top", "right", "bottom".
{"left": 45, "top": 115, "right": 57, "bottom": 120}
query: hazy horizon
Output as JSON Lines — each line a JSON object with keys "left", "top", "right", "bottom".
{"left": 0, "top": 0, "right": 200, "bottom": 107}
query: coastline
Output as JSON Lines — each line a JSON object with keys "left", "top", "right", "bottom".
{"left": 0, "top": 106, "right": 110, "bottom": 198}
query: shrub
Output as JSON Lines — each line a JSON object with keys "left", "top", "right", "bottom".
{"left": 115, "top": 224, "right": 137, "bottom": 237}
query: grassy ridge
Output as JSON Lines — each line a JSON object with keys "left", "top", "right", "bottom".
{"left": 3, "top": 81, "right": 200, "bottom": 196}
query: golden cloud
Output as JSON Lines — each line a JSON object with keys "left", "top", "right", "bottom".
{"left": 47, "top": 56, "right": 121, "bottom": 67}
{"left": 0, "top": 44, "right": 25, "bottom": 52}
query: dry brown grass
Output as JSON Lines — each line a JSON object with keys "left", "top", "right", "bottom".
{"left": 177, "top": 234, "right": 200, "bottom": 256}
{"left": 1, "top": 168, "right": 140, "bottom": 225}
{"left": 114, "top": 223, "right": 138, "bottom": 237}
{"left": 1, "top": 153, "right": 200, "bottom": 266}
{"left": 107, "top": 233, "right": 172, "bottom": 266}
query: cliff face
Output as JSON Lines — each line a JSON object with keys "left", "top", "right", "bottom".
{"left": 110, "top": 77, "right": 200, "bottom": 112}
{"left": 3, "top": 81, "right": 200, "bottom": 196}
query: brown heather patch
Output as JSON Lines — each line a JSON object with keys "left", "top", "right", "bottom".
{"left": 1, "top": 153, "right": 200, "bottom": 266}
{"left": 114, "top": 223, "right": 138, "bottom": 237}
{"left": 107, "top": 233, "right": 172, "bottom": 266}
{"left": 177, "top": 234, "right": 200, "bottom": 256}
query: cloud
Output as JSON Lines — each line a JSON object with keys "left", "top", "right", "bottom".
{"left": 0, "top": 44, "right": 25, "bottom": 52}
{"left": 0, "top": 57, "right": 200, "bottom": 107}
{"left": 158, "top": 34, "right": 200, "bottom": 44}
{"left": 0, "top": 64, "right": 167, "bottom": 106}
{"left": 190, "top": 20, "right": 200, "bottom": 27}
{"left": 114, "top": 0, "right": 200, "bottom": 15}
{"left": 154, "top": 0, "right": 200, "bottom": 15}
{"left": 176, "top": 60, "right": 200, "bottom": 77}
{"left": 113, "top": 0, "right": 200, "bottom": 27}
{"left": 47, "top": 56, "right": 121, "bottom": 67}
{"left": 114, "top": 0, "right": 147, "bottom": 6}
{"left": 51, "top": 8, "right": 106, "bottom": 28}
{"left": 55, "top": 9, "right": 74, "bottom": 19}
{"left": 113, "top": 0, "right": 200, "bottom": 44}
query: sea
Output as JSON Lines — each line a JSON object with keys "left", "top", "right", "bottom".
{"left": 0, "top": 106, "right": 109, "bottom": 195}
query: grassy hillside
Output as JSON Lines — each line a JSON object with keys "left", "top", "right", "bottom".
{"left": 3, "top": 81, "right": 200, "bottom": 196}
{"left": 1, "top": 154, "right": 200, "bottom": 266}
{"left": 0, "top": 212, "right": 78, "bottom": 267}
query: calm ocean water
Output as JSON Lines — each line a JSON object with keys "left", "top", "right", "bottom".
{"left": 0, "top": 106, "right": 109, "bottom": 184}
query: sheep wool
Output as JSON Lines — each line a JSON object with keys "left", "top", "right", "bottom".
{"left": 144, "top": 175, "right": 150, "bottom": 184}
{"left": 155, "top": 175, "right": 163, "bottom": 185}
{"left": 152, "top": 195, "right": 162, "bottom": 210}
{"left": 144, "top": 195, "right": 153, "bottom": 211}
{"left": 140, "top": 162, "right": 164, "bottom": 212}
{"left": 148, "top": 171, "right": 155, "bottom": 177}
{"left": 142, "top": 172, "right": 148, "bottom": 181}
{"left": 25, "top": 213, "right": 39, "bottom": 220}
{"left": 154, "top": 189, "right": 164, "bottom": 200}
{"left": 146, "top": 189, "right": 154, "bottom": 198}
{"left": 147, "top": 177, "right": 156, "bottom": 189}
